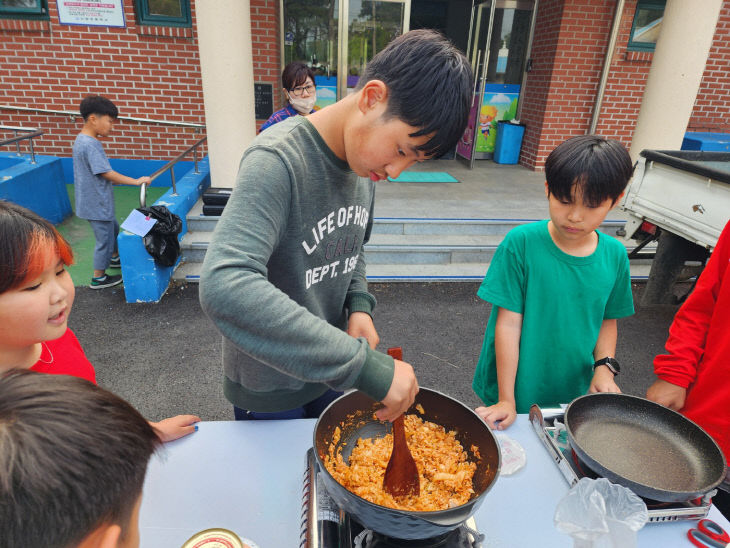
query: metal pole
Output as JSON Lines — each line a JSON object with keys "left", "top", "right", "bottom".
{"left": 337, "top": 0, "right": 349, "bottom": 101}
{"left": 402, "top": 0, "right": 411, "bottom": 33}
{"left": 514, "top": 0, "right": 538, "bottom": 122}
{"left": 588, "top": 0, "right": 626, "bottom": 134}
{"left": 28, "top": 138, "right": 36, "bottom": 164}
{"left": 0, "top": 104, "right": 204, "bottom": 129}
{"left": 14, "top": 130, "right": 21, "bottom": 156}
{"left": 469, "top": 1, "right": 496, "bottom": 170}
{"left": 194, "top": 145, "right": 199, "bottom": 174}
{"left": 170, "top": 169, "right": 178, "bottom": 196}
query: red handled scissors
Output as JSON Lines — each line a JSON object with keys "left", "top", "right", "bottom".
{"left": 688, "top": 519, "right": 730, "bottom": 547}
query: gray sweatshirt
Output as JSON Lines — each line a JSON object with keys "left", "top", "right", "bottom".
{"left": 199, "top": 117, "right": 394, "bottom": 412}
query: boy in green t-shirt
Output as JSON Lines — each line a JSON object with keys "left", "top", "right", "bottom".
{"left": 473, "top": 135, "right": 635, "bottom": 430}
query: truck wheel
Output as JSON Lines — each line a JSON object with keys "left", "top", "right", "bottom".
{"left": 641, "top": 232, "right": 709, "bottom": 306}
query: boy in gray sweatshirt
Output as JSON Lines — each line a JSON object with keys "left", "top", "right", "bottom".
{"left": 200, "top": 30, "right": 473, "bottom": 422}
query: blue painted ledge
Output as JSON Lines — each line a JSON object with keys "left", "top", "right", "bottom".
{"left": 118, "top": 157, "right": 210, "bottom": 303}
{"left": 0, "top": 152, "right": 72, "bottom": 224}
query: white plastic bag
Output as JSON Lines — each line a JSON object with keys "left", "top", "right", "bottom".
{"left": 554, "top": 478, "right": 648, "bottom": 548}
{"left": 496, "top": 434, "right": 526, "bottom": 475}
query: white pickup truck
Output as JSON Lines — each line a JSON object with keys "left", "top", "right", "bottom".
{"left": 620, "top": 150, "right": 730, "bottom": 305}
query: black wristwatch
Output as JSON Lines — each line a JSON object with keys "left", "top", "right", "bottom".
{"left": 593, "top": 357, "right": 620, "bottom": 376}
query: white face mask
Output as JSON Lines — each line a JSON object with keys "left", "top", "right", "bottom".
{"left": 288, "top": 92, "right": 317, "bottom": 114}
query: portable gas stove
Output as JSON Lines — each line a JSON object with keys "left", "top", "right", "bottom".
{"left": 529, "top": 404, "right": 715, "bottom": 522}
{"left": 300, "top": 448, "right": 484, "bottom": 548}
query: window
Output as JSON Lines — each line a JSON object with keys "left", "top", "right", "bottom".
{"left": 0, "top": 0, "right": 48, "bottom": 19}
{"left": 628, "top": 0, "right": 665, "bottom": 52}
{"left": 135, "top": 0, "right": 191, "bottom": 27}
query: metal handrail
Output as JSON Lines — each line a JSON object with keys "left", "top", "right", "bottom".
{"left": 140, "top": 136, "right": 207, "bottom": 207}
{"left": 0, "top": 126, "right": 43, "bottom": 164}
{"left": 0, "top": 104, "right": 205, "bottom": 130}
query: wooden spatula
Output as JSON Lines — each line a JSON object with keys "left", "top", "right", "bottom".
{"left": 383, "top": 347, "right": 420, "bottom": 498}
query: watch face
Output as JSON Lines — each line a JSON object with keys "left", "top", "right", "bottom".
{"left": 595, "top": 357, "right": 620, "bottom": 375}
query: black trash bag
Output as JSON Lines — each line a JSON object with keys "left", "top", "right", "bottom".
{"left": 136, "top": 205, "right": 183, "bottom": 267}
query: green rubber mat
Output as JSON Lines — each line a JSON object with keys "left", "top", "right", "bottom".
{"left": 387, "top": 171, "right": 459, "bottom": 183}
{"left": 57, "top": 184, "right": 168, "bottom": 287}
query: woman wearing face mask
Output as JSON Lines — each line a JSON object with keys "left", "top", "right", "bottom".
{"left": 259, "top": 61, "right": 318, "bottom": 133}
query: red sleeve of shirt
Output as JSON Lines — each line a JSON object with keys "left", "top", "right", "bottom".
{"left": 30, "top": 328, "right": 97, "bottom": 384}
{"left": 653, "top": 221, "right": 730, "bottom": 388}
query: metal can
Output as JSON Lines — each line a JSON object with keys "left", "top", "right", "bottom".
{"left": 181, "top": 528, "right": 258, "bottom": 548}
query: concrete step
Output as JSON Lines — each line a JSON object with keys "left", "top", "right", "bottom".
{"left": 176, "top": 208, "right": 651, "bottom": 282}
{"left": 186, "top": 201, "right": 219, "bottom": 232}
{"left": 186, "top": 202, "right": 629, "bottom": 239}
{"left": 172, "top": 260, "right": 653, "bottom": 283}
{"left": 372, "top": 218, "right": 627, "bottom": 238}
{"left": 179, "top": 229, "right": 655, "bottom": 266}
{"left": 173, "top": 261, "right": 205, "bottom": 283}
{"left": 367, "top": 262, "right": 653, "bottom": 281}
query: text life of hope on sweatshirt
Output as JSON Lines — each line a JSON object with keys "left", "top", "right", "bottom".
{"left": 301, "top": 204, "right": 370, "bottom": 289}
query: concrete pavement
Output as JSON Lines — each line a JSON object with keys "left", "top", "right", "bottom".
{"left": 69, "top": 281, "right": 682, "bottom": 423}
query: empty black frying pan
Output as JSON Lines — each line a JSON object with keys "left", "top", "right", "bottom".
{"left": 564, "top": 393, "right": 727, "bottom": 502}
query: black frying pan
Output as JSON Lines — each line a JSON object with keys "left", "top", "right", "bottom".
{"left": 313, "top": 388, "right": 500, "bottom": 540}
{"left": 564, "top": 393, "right": 727, "bottom": 502}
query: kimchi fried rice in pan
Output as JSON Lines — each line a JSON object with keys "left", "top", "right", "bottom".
{"left": 324, "top": 413, "right": 477, "bottom": 511}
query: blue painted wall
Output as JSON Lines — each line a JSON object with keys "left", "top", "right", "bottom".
{"left": 0, "top": 156, "right": 26, "bottom": 170}
{"left": 117, "top": 157, "right": 210, "bottom": 303}
{"left": 0, "top": 152, "right": 72, "bottom": 224}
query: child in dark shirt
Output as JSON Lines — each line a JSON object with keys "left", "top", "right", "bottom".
{"left": 200, "top": 30, "right": 473, "bottom": 422}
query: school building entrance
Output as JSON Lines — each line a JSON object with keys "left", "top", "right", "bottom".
{"left": 1, "top": 1, "right": 727, "bottom": 172}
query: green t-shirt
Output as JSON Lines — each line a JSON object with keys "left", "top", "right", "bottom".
{"left": 472, "top": 220, "right": 634, "bottom": 412}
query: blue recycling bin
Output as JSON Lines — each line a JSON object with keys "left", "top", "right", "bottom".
{"left": 493, "top": 121, "right": 526, "bottom": 164}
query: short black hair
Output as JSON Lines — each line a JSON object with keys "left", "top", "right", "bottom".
{"left": 356, "top": 29, "right": 473, "bottom": 158}
{"left": 80, "top": 95, "right": 119, "bottom": 120}
{"left": 0, "top": 370, "right": 160, "bottom": 548}
{"left": 545, "top": 135, "right": 634, "bottom": 206}
{"left": 282, "top": 61, "right": 316, "bottom": 91}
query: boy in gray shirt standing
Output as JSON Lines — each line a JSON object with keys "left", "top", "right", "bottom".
{"left": 72, "top": 95, "right": 149, "bottom": 289}
{"left": 200, "top": 30, "right": 473, "bottom": 422}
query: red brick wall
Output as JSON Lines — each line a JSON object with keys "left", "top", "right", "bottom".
{"left": 592, "top": 0, "right": 652, "bottom": 147}
{"left": 520, "top": 0, "right": 730, "bottom": 170}
{"left": 251, "top": 0, "right": 283, "bottom": 126}
{"left": 688, "top": 1, "right": 730, "bottom": 133}
{"left": 3, "top": 1, "right": 725, "bottom": 167}
{"left": 519, "top": 0, "right": 647, "bottom": 170}
{"left": 0, "top": 0, "right": 206, "bottom": 160}
{"left": 0, "top": 0, "right": 282, "bottom": 159}
{"left": 517, "top": 0, "right": 564, "bottom": 170}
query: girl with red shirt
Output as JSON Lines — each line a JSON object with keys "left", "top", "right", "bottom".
{"left": 0, "top": 200, "right": 199, "bottom": 442}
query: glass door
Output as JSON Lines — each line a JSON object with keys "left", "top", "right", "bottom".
{"left": 282, "top": 0, "right": 339, "bottom": 109}
{"left": 338, "top": 0, "right": 410, "bottom": 99}
{"left": 457, "top": 0, "right": 495, "bottom": 167}
{"left": 457, "top": 0, "right": 536, "bottom": 167}
{"left": 282, "top": 0, "right": 410, "bottom": 109}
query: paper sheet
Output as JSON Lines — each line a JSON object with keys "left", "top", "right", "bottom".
{"left": 121, "top": 209, "right": 157, "bottom": 237}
